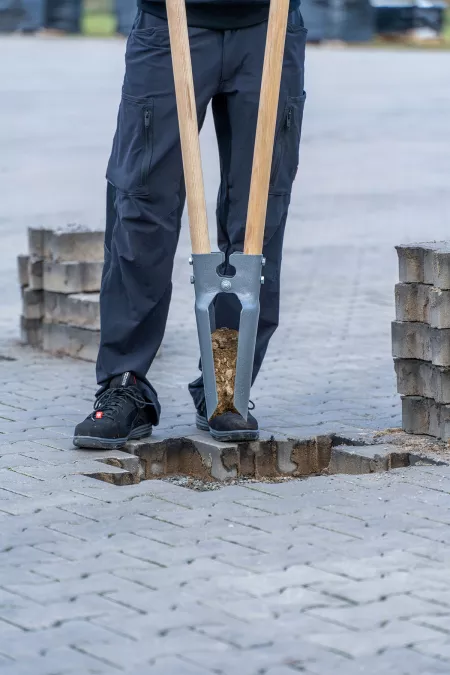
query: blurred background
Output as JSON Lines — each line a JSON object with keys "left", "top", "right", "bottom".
{"left": 0, "top": 0, "right": 449, "bottom": 43}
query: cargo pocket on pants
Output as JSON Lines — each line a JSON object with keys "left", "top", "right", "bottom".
{"left": 269, "top": 91, "right": 306, "bottom": 196}
{"left": 106, "top": 93, "right": 154, "bottom": 196}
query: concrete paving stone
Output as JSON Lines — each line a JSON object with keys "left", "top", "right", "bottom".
{"left": 120, "top": 538, "right": 247, "bottom": 567}
{"left": 46, "top": 515, "right": 180, "bottom": 543}
{"left": 205, "top": 583, "right": 346, "bottom": 625}
{"left": 395, "top": 282, "right": 431, "bottom": 324}
{"left": 307, "top": 620, "right": 444, "bottom": 658}
{"left": 185, "top": 641, "right": 350, "bottom": 675}
{"left": 212, "top": 565, "right": 344, "bottom": 598}
{"left": 101, "top": 586, "right": 189, "bottom": 616}
{"left": 315, "top": 647, "right": 450, "bottom": 675}
{"left": 0, "top": 588, "right": 32, "bottom": 609}
{"left": 401, "top": 396, "right": 450, "bottom": 440}
{"left": 28, "top": 258, "right": 44, "bottom": 291}
{"left": 311, "top": 571, "right": 448, "bottom": 605}
{"left": 263, "top": 667, "right": 303, "bottom": 675}
{"left": 412, "top": 588, "right": 450, "bottom": 610}
{"left": 0, "top": 654, "right": 14, "bottom": 666}
{"left": 94, "top": 604, "right": 231, "bottom": 640}
{"left": 336, "top": 532, "right": 443, "bottom": 560}
{"left": 4, "top": 573, "right": 147, "bottom": 604}
{"left": 111, "top": 557, "right": 246, "bottom": 591}
{"left": 392, "top": 321, "right": 450, "bottom": 366}
{"left": 411, "top": 613, "right": 450, "bottom": 635}
{"left": 134, "top": 521, "right": 266, "bottom": 547}
{"left": 81, "top": 628, "right": 230, "bottom": 669}
{"left": 47, "top": 228, "right": 104, "bottom": 264}
{"left": 0, "top": 493, "right": 104, "bottom": 517}
{"left": 42, "top": 321, "right": 100, "bottom": 362}
{"left": 28, "top": 551, "right": 155, "bottom": 581}
{"left": 404, "top": 525, "right": 450, "bottom": 548}
{"left": 0, "top": 545, "right": 67, "bottom": 567}
{"left": 395, "top": 359, "right": 450, "bottom": 403}
{"left": 226, "top": 510, "right": 341, "bottom": 532}
{"left": 0, "top": 454, "right": 47, "bottom": 470}
{"left": 100, "top": 587, "right": 235, "bottom": 617}
{"left": 0, "top": 594, "right": 134, "bottom": 631}
{"left": 43, "top": 261, "right": 103, "bottom": 295}
{"left": 27, "top": 227, "right": 51, "bottom": 260}
{"left": 0, "top": 431, "right": 71, "bottom": 447}
{"left": 310, "top": 550, "right": 434, "bottom": 581}
{"left": 0, "top": 646, "right": 112, "bottom": 675}
{"left": 147, "top": 656, "right": 213, "bottom": 675}
{"left": 430, "top": 287, "right": 450, "bottom": 330}
{"left": 401, "top": 472, "right": 450, "bottom": 494}
{"left": 55, "top": 498, "right": 190, "bottom": 523}
{"left": 0, "top": 662, "right": 64, "bottom": 675}
{"left": 309, "top": 594, "right": 446, "bottom": 631}
{"left": 19, "top": 315, "right": 43, "bottom": 349}
{"left": 409, "top": 547, "right": 450, "bottom": 566}
{"left": 30, "top": 533, "right": 165, "bottom": 562}
{"left": 197, "top": 595, "right": 277, "bottom": 622}
{"left": 17, "top": 254, "right": 30, "bottom": 288}
{"left": 414, "top": 639, "right": 450, "bottom": 662}
{"left": 22, "top": 288, "right": 43, "bottom": 320}
{"left": 209, "top": 633, "right": 352, "bottom": 672}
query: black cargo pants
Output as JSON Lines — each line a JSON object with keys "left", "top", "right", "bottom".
{"left": 97, "top": 9, "right": 307, "bottom": 422}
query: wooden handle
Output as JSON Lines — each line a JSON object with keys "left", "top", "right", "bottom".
{"left": 166, "top": 0, "right": 210, "bottom": 254}
{"left": 244, "top": 0, "right": 290, "bottom": 255}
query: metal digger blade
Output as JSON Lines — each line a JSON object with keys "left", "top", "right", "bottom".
{"left": 190, "top": 251, "right": 264, "bottom": 421}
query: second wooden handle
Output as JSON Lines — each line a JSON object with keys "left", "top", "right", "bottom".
{"left": 244, "top": 0, "right": 290, "bottom": 256}
{"left": 166, "top": 0, "right": 211, "bottom": 254}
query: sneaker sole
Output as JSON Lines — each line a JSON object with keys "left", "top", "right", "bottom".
{"left": 195, "top": 413, "right": 259, "bottom": 443}
{"left": 73, "top": 423, "right": 153, "bottom": 451}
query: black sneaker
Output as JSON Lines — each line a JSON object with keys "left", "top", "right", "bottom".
{"left": 73, "top": 372, "right": 154, "bottom": 450}
{"left": 196, "top": 401, "right": 259, "bottom": 442}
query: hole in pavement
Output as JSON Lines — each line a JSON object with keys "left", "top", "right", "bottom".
{"left": 85, "top": 433, "right": 447, "bottom": 491}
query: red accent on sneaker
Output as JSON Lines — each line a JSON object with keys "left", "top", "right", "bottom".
{"left": 95, "top": 411, "right": 104, "bottom": 419}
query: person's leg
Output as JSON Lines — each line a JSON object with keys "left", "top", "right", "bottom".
{"left": 189, "top": 9, "right": 307, "bottom": 414}
{"left": 74, "top": 12, "right": 222, "bottom": 448}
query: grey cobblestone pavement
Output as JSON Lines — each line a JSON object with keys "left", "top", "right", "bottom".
{"left": 1, "top": 36, "right": 450, "bottom": 674}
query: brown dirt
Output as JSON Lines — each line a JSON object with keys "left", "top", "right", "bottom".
{"left": 373, "top": 428, "right": 450, "bottom": 461}
{"left": 211, "top": 327, "right": 239, "bottom": 418}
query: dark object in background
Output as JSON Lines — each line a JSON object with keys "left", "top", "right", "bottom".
{"left": 115, "top": 0, "right": 136, "bottom": 36}
{"left": 45, "top": 0, "right": 82, "bottom": 33}
{"left": 19, "top": 0, "right": 45, "bottom": 32}
{"left": 0, "top": 0, "right": 24, "bottom": 32}
{"left": 301, "top": 0, "right": 328, "bottom": 41}
{"left": 374, "top": 2, "right": 446, "bottom": 36}
{"left": 301, "top": 0, "right": 375, "bottom": 42}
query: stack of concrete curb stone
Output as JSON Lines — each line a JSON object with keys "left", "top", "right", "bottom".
{"left": 18, "top": 225, "right": 103, "bottom": 362}
{"left": 393, "top": 242, "right": 450, "bottom": 441}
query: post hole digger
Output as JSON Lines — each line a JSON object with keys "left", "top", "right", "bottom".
{"left": 166, "top": 0, "right": 292, "bottom": 439}
{"left": 73, "top": 0, "right": 307, "bottom": 451}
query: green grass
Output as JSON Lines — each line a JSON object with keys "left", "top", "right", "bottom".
{"left": 82, "top": 12, "right": 116, "bottom": 36}
{"left": 444, "top": 9, "right": 450, "bottom": 43}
